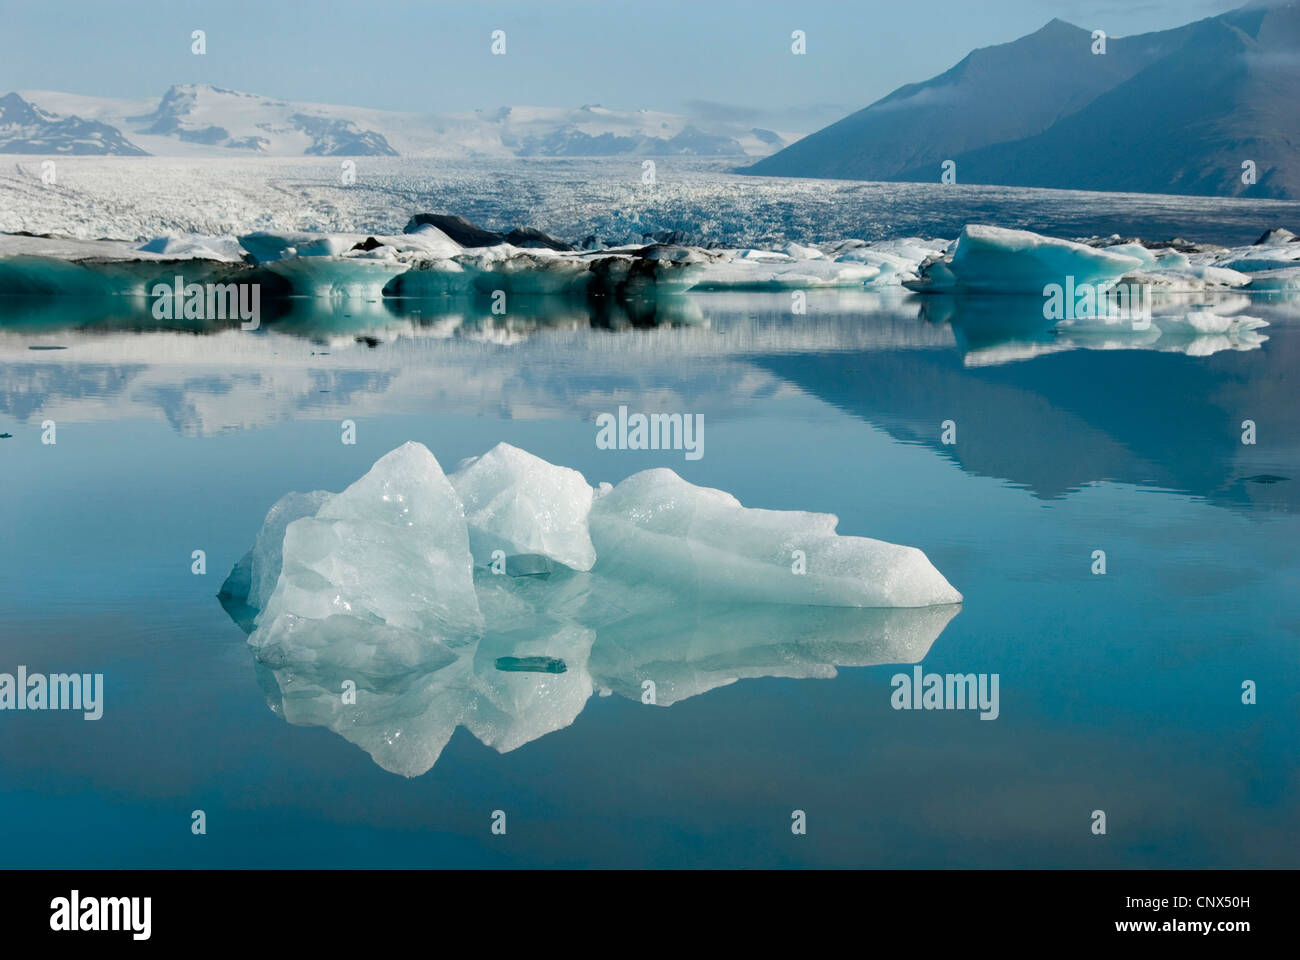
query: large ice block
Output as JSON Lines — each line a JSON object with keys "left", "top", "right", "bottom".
{"left": 906, "top": 225, "right": 1145, "bottom": 293}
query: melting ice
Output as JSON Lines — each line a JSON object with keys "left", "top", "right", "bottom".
{"left": 220, "top": 441, "right": 962, "bottom": 775}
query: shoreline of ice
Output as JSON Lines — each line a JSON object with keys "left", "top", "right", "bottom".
{"left": 2, "top": 218, "right": 1297, "bottom": 303}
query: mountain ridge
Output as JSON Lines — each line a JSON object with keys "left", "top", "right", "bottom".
{"left": 1, "top": 84, "right": 792, "bottom": 159}
{"left": 743, "top": 1, "right": 1300, "bottom": 199}
{"left": 0, "top": 92, "right": 147, "bottom": 155}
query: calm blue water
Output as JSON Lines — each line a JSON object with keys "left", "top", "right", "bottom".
{"left": 0, "top": 288, "right": 1296, "bottom": 867}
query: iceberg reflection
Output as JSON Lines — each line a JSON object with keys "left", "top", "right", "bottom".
{"left": 232, "top": 589, "right": 959, "bottom": 777}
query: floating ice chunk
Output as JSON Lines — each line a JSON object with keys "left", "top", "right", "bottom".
{"left": 231, "top": 443, "right": 960, "bottom": 705}
{"left": 0, "top": 256, "right": 141, "bottom": 297}
{"left": 225, "top": 442, "right": 965, "bottom": 776}
{"left": 1246, "top": 268, "right": 1300, "bottom": 291}
{"left": 588, "top": 468, "right": 961, "bottom": 607}
{"left": 450, "top": 442, "right": 596, "bottom": 571}
{"left": 906, "top": 225, "right": 1144, "bottom": 293}
{"left": 0, "top": 234, "right": 252, "bottom": 297}
{"left": 1218, "top": 257, "right": 1300, "bottom": 273}
{"left": 253, "top": 441, "right": 483, "bottom": 667}
{"left": 833, "top": 238, "right": 947, "bottom": 284}
{"left": 263, "top": 256, "right": 409, "bottom": 298}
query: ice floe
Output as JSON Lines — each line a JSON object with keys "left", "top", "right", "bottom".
{"left": 219, "top": 440, "right": 961, "bottom": 774}
{"left": 905, "top": 225, "right": 1145, "bottom": 294}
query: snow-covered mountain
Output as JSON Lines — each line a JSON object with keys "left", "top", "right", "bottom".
{"left": 132, "top": 85, "right": 397, "bottom": 155}
{"left": 7, "top": 84, "right": 792, "bottom": 159}
{"left": 746, "top": 1, "right": 1300, "bottom": 199}
{"left": 0, "top": 92, "right": 146, "bottom": 155}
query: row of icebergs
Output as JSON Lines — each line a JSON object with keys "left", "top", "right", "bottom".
{"left": 220, "top": 441, "right": 961, "bottom": 775}
{"left": 2, "top": 220, "right": 1298, "bottom": 301}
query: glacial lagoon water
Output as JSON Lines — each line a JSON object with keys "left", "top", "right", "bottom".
{"left": 0, "top": 287, "right": 1297, "bottom": 868}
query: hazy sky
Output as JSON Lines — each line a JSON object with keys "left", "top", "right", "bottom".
{"left": 0, "top": 0, "right": 1245, "bottom": 131}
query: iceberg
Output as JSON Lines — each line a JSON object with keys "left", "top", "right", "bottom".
{"left": 1246, "top": 269, "right": 1300, "bottom": 292}
{"left": 228, "top": 443, "right": 959, "bottom": 641}
{"left": 905, "top": 225, "right": 1144, "bottom": 294}
{"left": 1055, "top": 310, "right": 1269, "bottom": 355}
{"left": 220, "top": 440, "right": 963, "bottom": 774}
{"left": 247, "top": 598, "right": 957, "bottom": 777}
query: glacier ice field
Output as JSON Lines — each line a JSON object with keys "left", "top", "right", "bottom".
{"left": 1, "top": 158, "right": 1298, "bottom": 868}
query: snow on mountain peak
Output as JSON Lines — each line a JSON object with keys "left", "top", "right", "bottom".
{"left": 5, "top": 86, "right": 793, "bottom": 159}
{"left": 0, "top": 91, "right": 146, "bottom": 155}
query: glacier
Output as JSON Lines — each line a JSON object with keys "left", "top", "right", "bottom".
{"left": 219, "top": 440, "right": 962, "bottom": 775}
